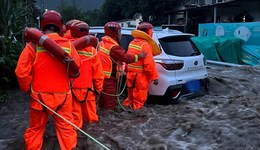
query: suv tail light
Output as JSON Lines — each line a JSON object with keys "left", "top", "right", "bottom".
{"left": 157, "top": 59, "right": 184, "bottom": 70}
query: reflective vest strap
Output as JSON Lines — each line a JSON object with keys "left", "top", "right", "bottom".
{"left": 36, "top": 45, "right": 71, "bottom": 53}
{"left": 36, "top": 46, "right": 47, "bottom": 52}
{"left": 128, "top": 64, "right": 144, "bottom": 70}
{"left": 129, "top": 44, "right": 142, "bottom": 51}
{"left": 99, "top": 46, "right": 110, "bottom": 55}
{"left": 77, "top": 50, "right": 92, "bottom": 57}
{"left": 103, "top": 71, "right": 111, "bottom": 77}
{"left": 63, "top": 47, "right": 70, "bottom": 53}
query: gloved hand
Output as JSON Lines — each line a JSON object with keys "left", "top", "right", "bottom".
{"left": 138, "top": 51, "right": 147, "bottom": 59}
{"left": 153, "top": 79, "right": 159, "bottom": 85}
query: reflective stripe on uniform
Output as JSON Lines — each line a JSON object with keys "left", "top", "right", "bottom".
{"left": 77, "top": 50, "right": 92, "bottom": 57}
{"left": 128, "top": 64, "right": 144, "bottom": 70}
{"left": 63, "top": 47, "right": 70, "bottom": 53}
{"left": 103, "top": 71, "right": 111, "bottom": 77}
{"left": 36, "top": 46, "right": 71, "bottom": 53}
{"left": 36, "top": 47, "right": 47, "bottom": 52}
{"left": 99, "top": 46, "right": 110, "bottom": 55}
{"left": 129, "top": 44, "right": 141, "bottom": 51}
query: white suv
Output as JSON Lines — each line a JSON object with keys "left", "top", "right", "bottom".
{"left": 90, "top": 27, "right": 209, "bottom": 104}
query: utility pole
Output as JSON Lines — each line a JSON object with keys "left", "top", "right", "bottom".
{"left": 168, "top": 14, "right": 171, "bottom": 25}
{"left": 214, "top": 6, "right": 217, "bottom": 23}
{"left": 185, "top": 10, "right": 188, "bottom": 33}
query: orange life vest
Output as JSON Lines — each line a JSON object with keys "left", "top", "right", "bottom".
{"left": 31, "top": 44, "right": 71, "bottom": 93}
{"left": 98, "top": 36, "right": 119, "bottom": 78}
{"left": 126, "top": 40, "right": 147, "bottom": 73}
{"left": 72, "top": 46, "right": 95, "bottom": 88}
{"left": 63, "top": 30, "right": 72, "bottom": 39}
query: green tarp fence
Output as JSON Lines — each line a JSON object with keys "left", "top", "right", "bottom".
{"left": 241, "top": 45, "right": 260, "bottom": 66}
{"left": 194, "top": 22, "right": 260, "bottom": 66}
{"left": 191, "top": 36, "right": 243, "bottom": 64}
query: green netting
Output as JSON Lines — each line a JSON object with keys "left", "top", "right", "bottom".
{"left": 191, "top": 36, "right": 221, "bottom": 61}
{"left": 216, "top": 36, "right": 242, "bottom": 64}
{"left": 191, "top": 36, "right": 243, "bottom": 64}
{"left": 241, "top": 45, "right": 260, "bottom": 66}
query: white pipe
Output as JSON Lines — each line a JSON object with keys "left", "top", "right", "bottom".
{"left": 207, "top": 60, "right": 248, "bottom": 67}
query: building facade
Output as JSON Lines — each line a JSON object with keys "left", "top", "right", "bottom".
{"left": 168, "top": 0, "right": 260, "bottom": 35}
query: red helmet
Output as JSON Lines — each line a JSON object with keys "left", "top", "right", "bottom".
{"left": 70, "top": 21, "right": 90, "bottom": 38}
{"left": 137, "top": 22, "right": 153, "bottom": 34}
{"left": 40, "top": 10, "right": 63, "bottom": 32}
{"left": 104, "top": 22, "right": 121, "bottom": 38}
{"left": 65, "top": 19, "right": 80, "bottom": 31}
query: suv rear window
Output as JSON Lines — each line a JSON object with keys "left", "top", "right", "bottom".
{"left": 120, "top": 35, "right": 134, "bottom": 50}
{"left": 159, "top": 36, "right": 200, "bottom": 57}
{"left": 96, "top": 33, "right": 105, "bottom": 41}
{"left": 96, "top": 33, "right": 133, "bottom": 51}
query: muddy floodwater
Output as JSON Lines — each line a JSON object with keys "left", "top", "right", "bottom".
{"left": 0, "top": 65, "right": 260, "bottom": 150}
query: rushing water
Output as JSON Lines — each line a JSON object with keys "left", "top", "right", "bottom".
{"left": 1, "top": 65, "right": 260, "bottom": 150}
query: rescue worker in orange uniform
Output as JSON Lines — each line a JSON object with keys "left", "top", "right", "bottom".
{"left": 63, "top": 19, "right": 80, "bottom": 39}
{"left": 15, "top": 10, "right": 80, "bottom": 150}
{"left": 98, "top": 22, "right": 147, "bottom": 110}
{"left": 123, "top": 22, "right": 159, "bottom": 110}
{"left": 69, "top": 21, "right": 104, "bottom": 128}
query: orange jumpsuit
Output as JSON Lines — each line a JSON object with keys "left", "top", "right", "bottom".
{"left": 123, "top": 37, "right": 159, "bottom": 110}
{"left": 70, "top": 37, "right": 104, "bottom": 128}
{"left": 63, "top": 30, "right": 72, "bottom": 39}
{"left": 15, "top": 33, "right": 80, "bottom": 150}
{"left": 98, "top": 36, "right": 138, "bottom": 110}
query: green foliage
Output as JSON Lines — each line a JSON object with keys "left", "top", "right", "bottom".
{"left": 58, "top": 4, "right": 102, "bottom": 26}
{"left": 0, "top": 35, "right": 23, "bottom": 89}
{"left": 82, "top": 9, "right": 102, "bottom": 26}
{"left": 0, "top": 0, "right": 36, "bottom": 90}
{"left": 58, "top": 0, "right": 181, "bottom": 26}
{"left": 98, "top": 0, "right": 123, "bottom": 24}
{"left": 98, "top": 0, "right": 180, "bottom": 25}
{"left": 59, "top": 5, "right": 84, "bottom": 23}
{"left": 119, "top": 0, "right": 141, "bottom": 19}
